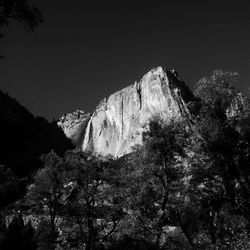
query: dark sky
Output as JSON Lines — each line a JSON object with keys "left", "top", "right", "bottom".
{"left": 1, "top": 1, "right": 250, "bottom": 121}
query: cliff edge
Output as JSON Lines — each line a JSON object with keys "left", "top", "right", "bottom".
{"left": 58, "top": 67, "right": 193, "bottom": 157}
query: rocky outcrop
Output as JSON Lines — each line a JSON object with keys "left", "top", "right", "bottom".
{"left": 58, "top": 67, "right": 193, "bottom": 158}
{"left": 57, "top": 110, "right": 91, "bottom": 147}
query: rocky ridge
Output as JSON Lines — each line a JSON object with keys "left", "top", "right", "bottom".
{"left": 58, "top": 67, "right": 193, "bottom": 157}
{"left": 57, "top": 110, "right": 91, "bottom": 147}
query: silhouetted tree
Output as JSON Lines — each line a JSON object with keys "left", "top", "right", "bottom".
{"left": 60, "top": 151, "right": 127, "bottom": 250}
{"left": 0, "top": 212, "right": 37, "bottom": 250}
{"left": 0, "top": 0, "right": 43, "bottom": 34}
{"left": 35, "top": 219, "right": 56, "bottom": 250}
{"left": 0, "top": 165, "right": 20, "bottom": 208}
{"left": 194, "top": 70, "right": 250, "bottom": 213}
{"left": 26, "top": 151, "right": 65, "bottom": 245}
{"left": 0, "top": 0, "right": 43, "bottom": 57}
{"left": 125, "top": 118, "right": 197, "bottom": 249}
{"left": 186, "top": 70, "right": 250, "bottom": 248}
{"left": 107, "top": 236, "right": 158, "bottom": 250}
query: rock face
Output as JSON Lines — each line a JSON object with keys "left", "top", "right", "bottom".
{"left": 58, "top": 67, "right": 193, "bottom": 157}
{"left": 58, "top": 110, "right": 91, "bottom": 147}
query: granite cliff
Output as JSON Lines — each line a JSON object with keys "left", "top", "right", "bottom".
{"left": 58, "top": 67, "right": 194, "bottom": 157}
{"left": 57, "top": 110, "right": 91, "bottom": 147}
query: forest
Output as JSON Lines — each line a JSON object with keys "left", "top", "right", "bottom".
{"left": 1, "top": 70, "right": 250, "bottom": 250}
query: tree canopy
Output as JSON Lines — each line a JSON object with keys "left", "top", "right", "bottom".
{"left": 0, "top": 0, "right": 43, "bottom": 34}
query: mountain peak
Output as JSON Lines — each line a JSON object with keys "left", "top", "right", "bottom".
{"left": 58, "top": 67, "right": 193, "bottom": 157}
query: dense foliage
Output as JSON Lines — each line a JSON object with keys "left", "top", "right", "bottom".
{"left": 0, "top": 0, "right": 43, "bottom": 34}
{"left": 1, "top": 70, "right": 250, "bottom": 249}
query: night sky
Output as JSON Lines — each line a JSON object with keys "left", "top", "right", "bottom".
{"left": 0, "top": 1, "right": 250, "bottom": 121}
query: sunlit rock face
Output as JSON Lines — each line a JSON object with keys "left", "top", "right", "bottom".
{"left": 58, "top": 67, "right": 193, "bottom": 157}
{"left": 57, "top": 110, "right": 91, "bottom": 147}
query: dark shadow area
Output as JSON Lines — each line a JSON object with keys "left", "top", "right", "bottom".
{"left": 0, "top": 90, "right": 73, "bottom": 177}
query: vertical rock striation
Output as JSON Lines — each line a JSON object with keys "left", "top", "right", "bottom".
{"left": 58, "top": 67, "right": 193, "bottom": 157}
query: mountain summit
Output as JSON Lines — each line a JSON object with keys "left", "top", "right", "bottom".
{"left": 58, "top": 67, "right": 193, "bottom": 157}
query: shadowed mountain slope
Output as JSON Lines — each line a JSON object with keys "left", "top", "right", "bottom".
{"left": 0, "top": 90, "right": 73, "bottom": 177}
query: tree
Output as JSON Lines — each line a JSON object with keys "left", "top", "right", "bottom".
{"left": 0, "top": 165, "right": 20, "bottom": 209}
{"left": 187, "top": 70, "right": 250, "bottom": 248}
{"left": 107, "top": 236, "right": 157, "bottom": 250}
{"left": 26, "top": 151, "right": 65, "bottom": 241}
{"left": 0, "top": 0, "right": 43, "bottom": 34}
{"left": 194, "top": 70, "right": 250, "bottom": 212}
{"left": 0, "top": 0, "right": 43, "bottom": 56}
{"left": 125, "top": 118, "right": 198, "bottom": 249}
{"left": 0, "top": 211, "right": 37, "bottom": 250}
{"left": 194, "top": 70, "right": 239, "bottom": 116}
{"left": 35, "top": 219, "right": 56, "bottom": 250}
{"left": 60, "top": 151, "right": 127, "bottom": 250}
